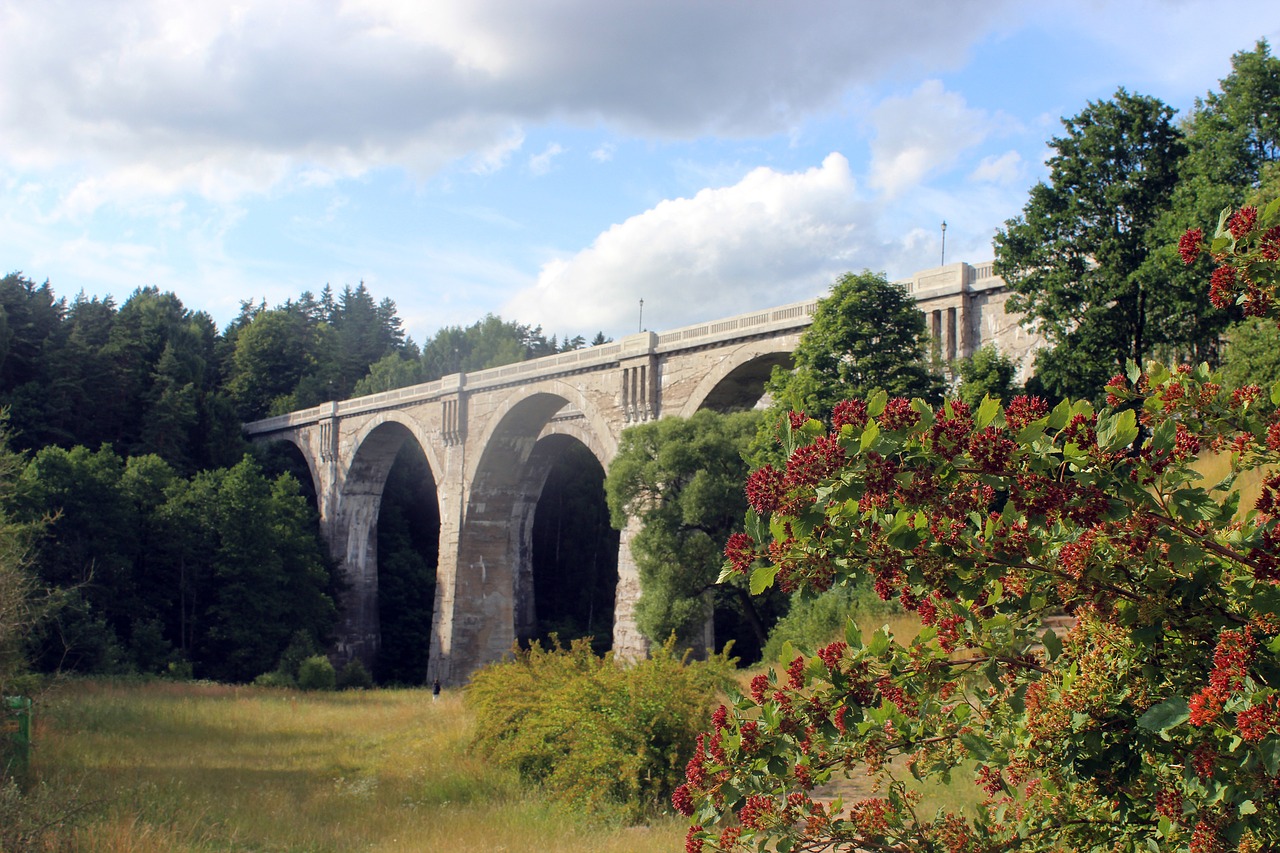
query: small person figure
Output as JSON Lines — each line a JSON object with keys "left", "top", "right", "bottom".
{"left": 432, "top": 678, "right": 441, "bottom": 702}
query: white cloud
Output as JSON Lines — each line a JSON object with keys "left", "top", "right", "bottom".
{"left": 868, "top": 81, "right": 996, "bottom": 197}
{"left": 502, "top": 153, "right": 928, "bottom": 336}
{"left": 528, "top": 143, "right": 565, "bottom": 176}
{"left": 590, "top": 143, "right": 616, "bottom": 163}
{"left": 970, "top": 151, "right": 1024, "bottom": 185}
{"left": 0, "top": 0, "right": 1013, "bottom": 206}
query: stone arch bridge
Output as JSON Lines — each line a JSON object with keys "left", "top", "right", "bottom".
{"left": 244, "top": 261, "right": 1039, "bottom": 684}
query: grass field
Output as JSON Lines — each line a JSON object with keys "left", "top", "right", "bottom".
{"left": 14, "top": 679, "right": 687, "bottom": 852}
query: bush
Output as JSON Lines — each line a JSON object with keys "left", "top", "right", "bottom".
{"left": 760, "top": 582, "right": 902, "bottom": 664}
{"left": 336, "top": 659, "right": 372, "bottom": 690}
{"left": 252, "top": 670, "right": 296, "bottom": 689}
{"left": 296, "top": 655, "right": 335, "bottom": 691}
{"left": 466, "top": 637, "right": 734, "bottom": 822}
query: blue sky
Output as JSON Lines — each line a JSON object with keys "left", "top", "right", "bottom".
{"left": 1, "top": 1, "right": 1276, "bottom": 345}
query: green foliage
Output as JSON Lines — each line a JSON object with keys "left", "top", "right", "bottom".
{"left": 996, "top": 89, "right": 1187, "bottom": 400}
{"left": 760, "top": 583, "right": 901, "bottom": 665}
{"left": 762, "top": 270, "right": 941, "bottom": 427}
{"left": 606, "top": 410, "right": 781, "bottom": 659}
{"left": 296, "top": 655, "right": 336, "bottom": 691}
{"left": 1221, "top": 315, "right": 1280, "bottom": 390}
{"left": 678, "top": 205, "right": 1280, "bottom": 852}
{"left": 954, "top": 344, "right": 1019, "bottom": 410}
{"left": 467, "top": 637, "right": 734, "bottom": 822}
{"left": 336, "top": 658, "right": 373, "bottom": 690}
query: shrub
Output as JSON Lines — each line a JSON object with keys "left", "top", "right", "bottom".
{"left": 677, "top": 205, "right": 1280, "bottom": 852}
{"left": 252, "top": 670, "right": 295, "bottom": 689}
{"left": 296, "top": 655, "right": 335, "bottom": 691}
{"left": 760, "top": 582, "right": 902, "bottom": 664}
{"left": 336, "top": 658, "right": 373, "bottom": 690}
{"left": 467, "top": 637, "right": 733, "bottom": 822}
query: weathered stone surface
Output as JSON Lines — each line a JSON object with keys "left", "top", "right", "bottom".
{"left": 245, "top": 261, "right": 1044, "bottom": 684}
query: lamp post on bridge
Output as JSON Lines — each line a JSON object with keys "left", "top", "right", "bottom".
{"left": 941, "top": 220, "right": 947, "bottom": 266}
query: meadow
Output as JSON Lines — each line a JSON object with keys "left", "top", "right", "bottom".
{"left": 13, "top": 680, "right": 687, "bottom": 852}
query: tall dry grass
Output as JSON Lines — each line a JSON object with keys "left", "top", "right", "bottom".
{"left": 25, "top": 679, "right": 686, "bottom": 852}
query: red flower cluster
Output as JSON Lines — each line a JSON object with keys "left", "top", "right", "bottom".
{"left": 1209, "top": 265, "right": 1237, "bottom": 309}
{"left": 928, "top": 400, "right": 973, "bottom": 460}
{"left": 879, "top": 397, "right": 919, "bottom": 431}
{"left": 1228, "top": 205, "right": 1258, "bottom": 239}
{"left": 1235, "top": 695, "right": 1280, "bottom": 742}
{"left": 744, "top": 464, "right": 785, "bottom": 514}
{"left": 1004, "top": 394, "right": 1049, "bottom": 432}
{"left": 1179, "top": 227, "right": 1204, "bottom": 264}
{"left": 785, "top": 434, "right": 846, "bottom": 489}
{"left": 723, "top": 532, "right": 756, "bottom": 574}
{"left": 832, "top": 398, "right": 869, "bottom": 431}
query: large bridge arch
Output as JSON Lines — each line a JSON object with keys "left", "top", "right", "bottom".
{"left": 674, "top": 336, "right": 803, "bottom": 417}
{"left": 332, "top": 415, "right": 443, "bottom": 669}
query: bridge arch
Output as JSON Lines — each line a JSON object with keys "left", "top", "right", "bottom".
{"left": 675, "top": 335, "right": 803, "bottom": 417}
{"left": 333, "top": 414, "right": 443, "bottom": 671}
{"left": 447, "top": 385, "right": 617, "bottom": 675}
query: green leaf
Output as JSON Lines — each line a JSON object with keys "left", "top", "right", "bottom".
{"left": 959, "top": 732, "right": 993, "bottom": 761}
{"left": 1097, "top": 408, "right": 1138, "bottom": 452}
{"left": 867, "top": 626, "right": 891, "bottom": 656}
{"left": 745, "top": 507, "right": 766, "bottom": 543}
{"left": 1041, "top": 628, "right": 1063, "bottom": 661}
{"left": 975, "top": 394, "right": 1001, "bottom": 428}
{"left": 1137, "top": 696, "right": 1189, "bottom": 733}
{"left": 1047, "top": 399, "right": 1072, "bottom": 430}
{"left": 1239, "top": 799, "right": 1257, "bottom": 816}
{"left": 1261, "top": 740, "right": 1280, "bottom": 776}
{"left": 860, "top": 419, "right": 881, "bottom": 451}
{"left": 750, "top": 564, "right": 779, "bottom": 595}
{"left": 844, "top": 618, "right": 863, "bottom": 650}
{"left": 867, "top": 389, "right": 888, "bottom": 418}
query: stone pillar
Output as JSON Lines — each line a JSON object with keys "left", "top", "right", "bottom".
{"left": 332, "top": 491, "right": 382, "bottom": 668}
{"left": 612, "top": 516, "right": 649, "bottom": 662}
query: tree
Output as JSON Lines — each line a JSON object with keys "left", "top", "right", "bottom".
{"left": 0, "top": 416, "right": 41, "bottom": 700}
{"left": 606, "top": 410, "right": 783, "bottom": 660}
{"left": 763, "top": 271, "right": 941, "bottom": 427}
{"left": 1221, "top": 316, "right": 1280, "bottom": 390}
{"left": 954, "top": 344, "right": 1019, "bottom": 409}
{"left": 674, "top": 203, "right": 1280, "bottom": 851}
{"left": 995, "top": 89, "right": 1186, "bottom": 401}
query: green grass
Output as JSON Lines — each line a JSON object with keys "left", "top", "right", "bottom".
{"left": 19, "top": 679, "right": 687, "bottom": 852}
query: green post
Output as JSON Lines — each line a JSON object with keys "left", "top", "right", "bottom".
{"left": 2, "top": 695, "right": 32, "bottom": 779}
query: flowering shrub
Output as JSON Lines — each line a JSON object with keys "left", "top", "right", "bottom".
{"left": 466, "top": 636, "right": 734, "bottom": 822}
{"left": 677, "top": 203, "right": 1280, "bottom": 852}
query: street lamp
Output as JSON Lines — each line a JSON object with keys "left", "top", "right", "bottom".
{"left": 941, "top": 221, "right": 947, "bottom": 266}
{"left": 638, "top": 299, "right": 644, "bottom": 333}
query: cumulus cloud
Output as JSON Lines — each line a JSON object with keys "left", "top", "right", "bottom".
{"left": 868, "top": 81, "right": 998, "bottom": 197}
{"left": 501, "top": 153, "right": 934, "bottom": 336}
{"left": 528, "top": 143, "right": 565, "bottom": 176}
{"left": 0, "top": 0, "right": 1012, "bottom": 204}
{"left": 970, "top": 151, "right": 1024, "bottom": 185}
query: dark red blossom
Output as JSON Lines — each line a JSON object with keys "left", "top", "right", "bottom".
{"left": 1262, "top": 225, "right": 1280, "bottom": 260}
{"left": 1228, "top": 205, "right": 1258, "bottom": 239}
{"left": 929, "top": 400, "right": 973, "bottom": 460}
{"left": 724, "top": 533, "right": 756, "bottom": 574}
{"left": 750, "top": 673, "right": 770, "bottom": 704}
{"left": 879, "top": 397, "right": 920, "bottom": 431}
{"left": 787, "top": 655, "right": 806, "bottom": 690}
{"left": 711, "top": 704, "right": 728, "bottom": 730}
{"left": 785, "top": 434, "right": 846, "bottom": 489}
{"left": 1208, "top": 626, "right": 1254, "bottom": 694}
{"left": 969, "top": 426, "right": 1016, "bottom": 473}
{"left": 832, "top": 398, "right": 869, "bottom": 431}
{"left": 1179, "top": 227, "right": 1204, "bottom": 264}
{"left": 684, "top": 825, "right": 704, "bottom": 853}
{"left": 672, "top": 783, "right": 695, "bottom": 816}
{"left": 1004, "top": 394, "right": 1049, "bottom": 432}
{"left": 1209, "top": 265, "right": 1237, "bottom": 308}
{"left": 745, "top": 465, "right": 785, "bottom": 514}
